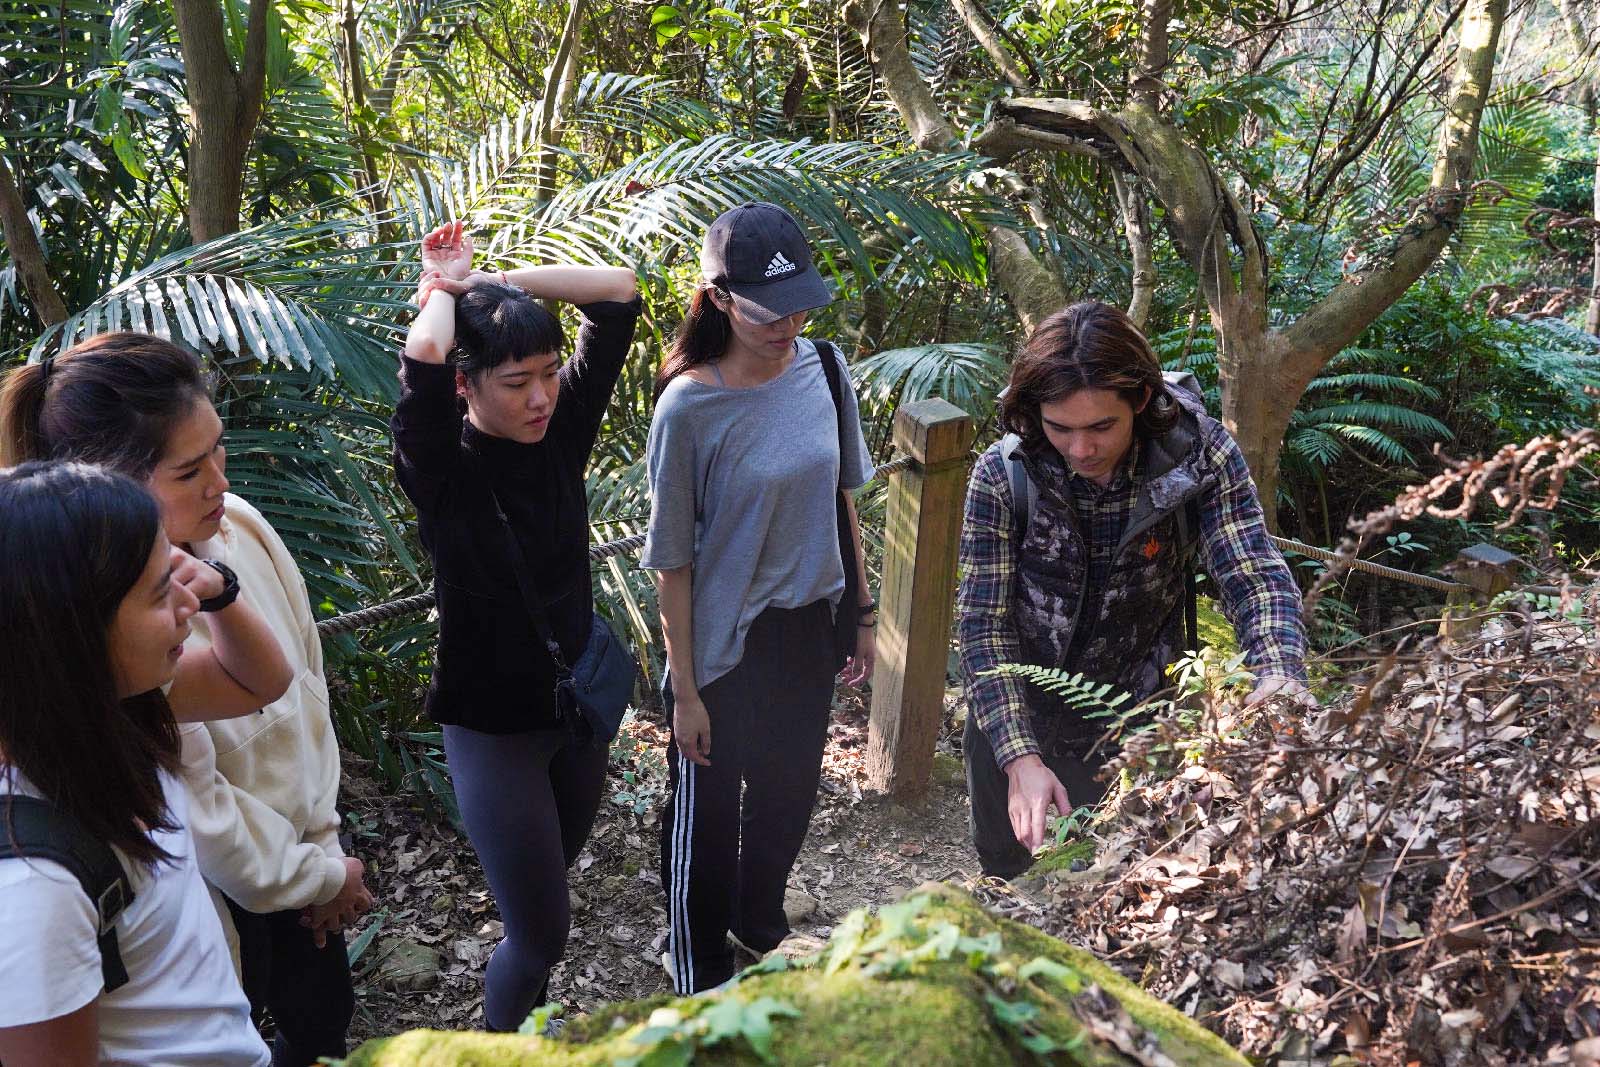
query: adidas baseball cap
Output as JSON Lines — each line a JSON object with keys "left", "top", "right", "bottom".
{"left": 700, "top": 202, "right": 832, "bottom": 324}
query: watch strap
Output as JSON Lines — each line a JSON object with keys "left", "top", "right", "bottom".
{"left": 196, "top": 559, "right": 240, "bottom": 613}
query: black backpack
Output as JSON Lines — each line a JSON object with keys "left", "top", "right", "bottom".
{"left": 1002, "top": 370, "right": 1207, "bottom": 652}
{"left": 0, "top": 795, "right": 133, "bottom": 993}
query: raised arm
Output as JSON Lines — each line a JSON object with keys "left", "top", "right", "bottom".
{"left": 499, "top": 263, "right": 637, "bottom": 305}
{"left": 166, "top": 548, "right": 293, "bottom": 722}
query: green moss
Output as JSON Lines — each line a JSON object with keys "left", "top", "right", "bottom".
{"left": 931, "top": 751, "right": 967, "bottom": 789}
{"left": 1026, "top": 836, "right": 1097, "bottom": 875}
{"left": 346, "top": 885, "right": 1248, "bottom": 1067}
{"left": 914, "top": 889, "right": 1243, "bottom": 1065}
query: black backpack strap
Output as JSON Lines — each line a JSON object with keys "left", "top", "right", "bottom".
{"left": 815, "top": 341, "right": 862, "bottom": 663}
{"left": 1176, "top": 497, "right": 1202, "bottom": 650}
{"left": 0, "top": 796, "right": 133, "bottom": 992}
{"left": 999, "top": 434, "right": 1034, "bottom": 542}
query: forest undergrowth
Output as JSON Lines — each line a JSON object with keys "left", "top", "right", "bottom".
{"left": 985, "top": 429, "right": 1600, "bottom": 1065}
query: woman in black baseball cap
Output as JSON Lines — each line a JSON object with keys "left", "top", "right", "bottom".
{"left": 643, "top": 202, "right": 879, "bottom": 993}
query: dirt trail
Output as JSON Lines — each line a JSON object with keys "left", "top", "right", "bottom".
{"left": 341, "top": 696, "right": 976, "bottom": 1041}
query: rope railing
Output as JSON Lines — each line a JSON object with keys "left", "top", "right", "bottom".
{"left": 316, "top": 456, "right": 1471, "bottom": 638}
{"left": 1267, "top": 535, "right": 1469, "bottom": 595}
{"left": 317, "top": 456, "right": 916, "bottom": 637}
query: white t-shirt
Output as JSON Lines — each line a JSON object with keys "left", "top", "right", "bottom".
{"left": 0, "top": 768, "right": 269, "bottom": 1067}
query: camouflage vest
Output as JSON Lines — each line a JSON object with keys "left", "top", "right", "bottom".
{"left": 1002, "top": 391, "right": 1219, "bottom": 751}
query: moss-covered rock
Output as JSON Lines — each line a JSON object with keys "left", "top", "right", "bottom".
{"left": 345, "top": 885, "right": 1245, "bottom": 1067}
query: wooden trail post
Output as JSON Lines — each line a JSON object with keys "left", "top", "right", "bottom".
{"left": 866, "top": 398, "right": 973, "bottom": 799}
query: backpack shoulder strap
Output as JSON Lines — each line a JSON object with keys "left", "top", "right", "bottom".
{"left": 815, "top": 340, "right": 846, "bottom": 429}
{"left": 999, "top": 434, "right": 1035, "bottom": 541}
{"left": 0, "top": 795, "right": 133, "bottom": 992}
{"left": 1176, "top": 496, "right": 1203, "bottom": 650}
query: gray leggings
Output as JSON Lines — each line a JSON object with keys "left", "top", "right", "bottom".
{"left": 443, "top": 723, "right": 608, "bottom": 1031}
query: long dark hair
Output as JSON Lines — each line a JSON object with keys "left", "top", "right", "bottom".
{"left": 453, "top": 283, "right": 565, "bottom": 381}
{"left": 654, "top": 285, "right": 732, "bottom": 400}
{"left": 999, "top": 301, "right": 1179, "bottom": 452}
{"left": 0, "top": 462, "right": 180, "bottom": 868}
{"left": 0, "top": 332, "right": 209, "bottom": 476}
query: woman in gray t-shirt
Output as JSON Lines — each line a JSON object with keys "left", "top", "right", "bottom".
{"left": 642, "top": 203, "right": 877, "bottom": 994}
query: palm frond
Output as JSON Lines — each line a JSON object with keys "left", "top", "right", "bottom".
{"left": 853, "top": 342, "right": 1009, "bottom": 423}
{"left": 359, "top": 0, "right": 488, "bottom": 116}
{"left": 486, "top": 135, "right": 996, "bottom": 284}
{"left": 1303, "top": 372, "right": 1440, "bottom": 399}
{"left": 564, "top": 72, "right": 720, "bottom": 141}
{"left": 1293, "top": 402, "right": 1452, "bottom": 439}
{"left": 31, "top": 207, "right": 410, "bottom": 399}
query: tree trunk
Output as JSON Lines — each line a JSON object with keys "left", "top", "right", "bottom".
{"left": 0, "top": 152, "right": 67, "bottom": 327}
{"left": 1580, "top": 127, "right": 1593, "bottom": 337}
{"left": 171, "top": 0, "right": 272, "bottom": 242}
{"left": 534, "top": 0, "right": 585, "bottom": 202}
{"left": 341, "top": 0, "right": 393, "bottom": 235}
{"left": 986, "top": 0, "right": 1507, "bottom": 526}
{"left": 1557, "top": 0, "right": 1599, "bottom": 334}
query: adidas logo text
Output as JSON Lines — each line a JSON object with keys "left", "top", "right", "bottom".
{"left": 763, "top": 251, "right": 797, "bottom": 277}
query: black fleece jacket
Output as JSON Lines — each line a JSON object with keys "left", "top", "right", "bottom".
{"left": 390, "top": 298, "right": 640, "bottom": 733}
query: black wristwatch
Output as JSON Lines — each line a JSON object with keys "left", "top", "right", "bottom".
{"left": 197, "top": 560, "right": 240, "bottom": 613}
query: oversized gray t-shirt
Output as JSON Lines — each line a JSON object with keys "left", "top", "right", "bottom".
{"left": 641, "top": 338, "right": 875, "bottom": 690}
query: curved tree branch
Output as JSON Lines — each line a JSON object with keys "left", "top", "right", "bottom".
{"left": 842, "top": 0, "right": 1067, "bottom": 330}
{"left": 950, "top": 0, "right": 1028, "bottom": 90}
{"left": 1110, "top": 170, "right": 1155, "bottom": 327}
{"left": 1282, "top": 0, "right": 1510, "bottom": 376}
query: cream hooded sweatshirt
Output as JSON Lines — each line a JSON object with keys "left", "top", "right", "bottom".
{"left": 177, "top": 493, "right": 347, "bottom": 914}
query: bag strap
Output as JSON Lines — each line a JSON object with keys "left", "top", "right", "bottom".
{"left": 1000, "top": 434, "right": 1035, "bottom": 541}
{"left": 477, "top": 468, "right": 573, "bottom": 678}
{"left": 1177, "top": 496, "right": 1201, "bottom": 651}
{"left": 815, "top": 341, "right": 862, "bottom": 619}
{"left": 815, "top": 340, "right": 847, "bottom": 445}
{"left": 0, "top": 796, "right": 133, "bottom": 992}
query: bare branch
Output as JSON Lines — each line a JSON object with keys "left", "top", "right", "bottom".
{"left": 841, "top": 0, "right": 956, "bottom": 150}
{"left": 1283, "top": 0, "right": 1511, "bottom": 377}
{"left": 949, "top": 0, "right": 1028, "bottom": 90}
{"left": 1111, "top": 170, "right": 1155, "bottom": 328}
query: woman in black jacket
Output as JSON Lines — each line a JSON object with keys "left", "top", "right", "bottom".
{"left": 393, "top": 220, "right": 638, "bottom": 1030}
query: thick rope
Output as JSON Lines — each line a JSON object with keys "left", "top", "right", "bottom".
{"left": 316, "top": 460, "right": 1469, "bottom": 637}
{"left": 318, "top": 458, "right": 915, "bottom": 636}
{"left": 1268, "top": 535, "right": 1468, "bottom": 594}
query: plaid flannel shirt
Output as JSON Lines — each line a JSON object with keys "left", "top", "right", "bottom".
{"left": 957, "top": 422, "right": 1309, "bottom": 769}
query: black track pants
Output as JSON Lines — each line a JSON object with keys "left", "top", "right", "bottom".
{"left": 659, "top": 600, "right": 837, "bottom": 994}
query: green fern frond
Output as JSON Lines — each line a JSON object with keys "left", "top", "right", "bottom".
{"left": 979, "top": 664, "right": 1132, "bottom": 712}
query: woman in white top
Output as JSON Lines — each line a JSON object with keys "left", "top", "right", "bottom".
{"left": 0, "top": 460, "right": 269, "bottom": 1067}
{"left": 0, "top": 333, "right": 372, "bottom": 1066}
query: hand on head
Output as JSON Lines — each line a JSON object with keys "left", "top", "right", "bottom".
{"left": 420, "top": 220, "right": 474, "bottom": 282}
{"left": 416, "top": 270, "right": 474, "bottom": 309}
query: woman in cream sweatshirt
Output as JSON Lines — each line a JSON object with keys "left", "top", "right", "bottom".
{"left": 0, "top": 332, "right": 371, "bottom": 1067}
